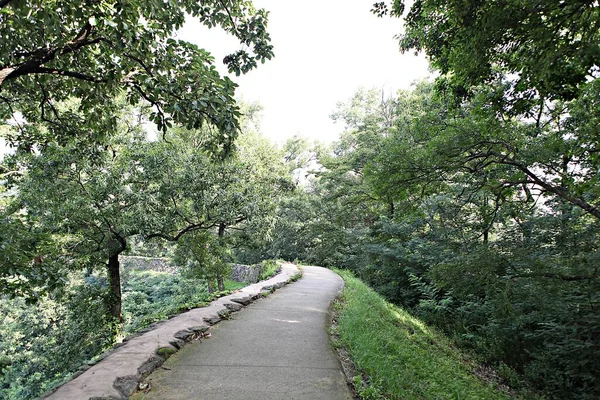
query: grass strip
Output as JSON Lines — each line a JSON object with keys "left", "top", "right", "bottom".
{"left": 332, "top": 269, "right": 513, "bottom": 400}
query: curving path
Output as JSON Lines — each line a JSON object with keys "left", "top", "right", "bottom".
{"left": 133, "top": 266, "right": 353, "bottom": 400}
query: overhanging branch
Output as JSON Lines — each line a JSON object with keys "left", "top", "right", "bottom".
{"left": 144, "top": 221, "right": 219, "bottom": 242}
{"left": 35, "top": 67, "right": 108, "bottom": 83}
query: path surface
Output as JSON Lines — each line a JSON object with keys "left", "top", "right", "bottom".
{"left": 134, "top": 266, "right": 353, "bottom": 400}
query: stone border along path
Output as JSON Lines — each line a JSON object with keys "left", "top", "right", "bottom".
{"left": 43, "top": 263, "right": 301, "bottom": 400}
{"left": 131, "top": 265, "right": 353, "bottom": 400}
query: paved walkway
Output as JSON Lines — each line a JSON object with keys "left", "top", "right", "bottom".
{"left": 134, "top": 266, "right": 353, "bottom": 400}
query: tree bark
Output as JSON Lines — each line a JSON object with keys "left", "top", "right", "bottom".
{"left": 218, "top": 222, "right": 226, "bottom": 238}
{"left": 217, "top": 272, "right": 225, "bottom": 292}
{"left": 217, "top": 222, "right": 226, "bottom": 291}
{"left": 107, "top": 253, "right": 123, "bottom": 323}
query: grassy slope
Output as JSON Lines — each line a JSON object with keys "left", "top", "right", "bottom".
{"left": 333, "top": 269, "right": 512, "bottom": 400}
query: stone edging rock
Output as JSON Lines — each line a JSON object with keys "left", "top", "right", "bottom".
{"left": 42, "top": 263, "right": 301, "bottom": 400}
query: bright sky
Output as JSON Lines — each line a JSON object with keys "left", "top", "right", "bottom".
{"left": 177, "top": 0, "right": 430, "bottom": 144}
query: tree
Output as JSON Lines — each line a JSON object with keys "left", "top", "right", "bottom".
{"left": 353, "top": 81, "right": 600, "bottom": 398}
{"left": 6, "top": 105, "right": 290, "bottom": 320}
{"left": 265, "top": 88, "right": 395, "bottom": 268}
{"left": 368, "top": 80, "right": 600, "bottom": 223}
{"left": 275, "top": 80, "right": 600, "bottom": 397}
{"left": 9, "top": 113, "right": 220, "bottom": 321}
{"left": 173, "top": 230, "right": 232, "bottom": 293}
{"left": 172, "top": 127, "right": 292, "bottom": 288}
{"left": 0, "top": 0, "right": 273, "bottom": 151}
{"left": 374, "top": 0, "right": 600, "bottom": 102}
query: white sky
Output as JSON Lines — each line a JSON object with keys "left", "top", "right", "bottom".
{"left": 177, "top": 0, "right": 430, "bottom": 145}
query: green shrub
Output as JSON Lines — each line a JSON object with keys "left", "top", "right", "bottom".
{"left": 0, "top": 283, "right": 114, "bottom": 400}
{"left": 259, "top": 259, "right": 280, "bottom": 281}
{"left": 121, "top": 270, "right": 210, "bottom": 333}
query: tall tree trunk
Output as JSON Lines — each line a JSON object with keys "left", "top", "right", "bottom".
{"left": 207, "top": 280, "right": 216, "bottom": 294}
{"left": 107, "top": 253, "right": 123, "bottom": 323}
{"left": 388, "top": 200, "right": 395, "bottom": 219}
{"left": 217, "top": 271, "right": 225, "bottom": 292}
{"left": 217, "top": 222, "right": 226, "bottom": 291}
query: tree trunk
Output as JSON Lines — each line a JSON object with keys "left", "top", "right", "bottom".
{"left": 107, "top": 253, "right": 123, "bottom": 323}
{"left": 217, "top": 222, "right": 226, "bottom": 291}
{"left": 207, "top": 280, "right": 216, "bottom": 293}
{"left": 388, "top": 200, "right": 395, "bottom": 219}
{"left": 217, "top": 273, "right": 225, "bottom": 292}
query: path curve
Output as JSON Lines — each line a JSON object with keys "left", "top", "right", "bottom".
{"left": 134, "top": 266, "right": 353, "bottom": 400}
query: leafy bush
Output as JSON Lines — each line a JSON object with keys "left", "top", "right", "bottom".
{"left": 121, "top": 270, "right": 210, "bottom": 334}
{"left": 0, "top": 268, "right": 214, "bottom": 399}
{"left": 357, "top": 212, "right": 600, "bottom": 399}
{"left": 258, "top": 259, "right": 280, "bottom": 281}
{"left": 0, "top": 283, "right": 114, "bottom": 400}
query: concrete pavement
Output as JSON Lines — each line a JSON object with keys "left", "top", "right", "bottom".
{"left": 133, "top": 266, "right": 353, "bottom": 400}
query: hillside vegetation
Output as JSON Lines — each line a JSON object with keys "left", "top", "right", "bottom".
{"left": 333, "top": 270, "right": 519, "bottom": 400}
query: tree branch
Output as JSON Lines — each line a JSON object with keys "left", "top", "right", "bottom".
{"left": 34, "top": 67, "right": 108, "bottom": 83}
{"left": 124, "top": 53, "right": 154, "bottom": 77}
{"left": 0, "top": 23, "right": 105, "bottom": 86}
{"left": 493, "top": 152, "right": 600, "bottom": 220}
{"left": 218, "top": 0, "right": 241, "bottom": 38}
{"left": 144, "top": 221, "right": 219, "bottom": 242}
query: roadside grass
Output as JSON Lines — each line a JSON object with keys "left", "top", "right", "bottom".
{"left": 223, "top": 278, "right": 247, "bottom": 291}
{"left": 332, "top": 269, "right": 513, "bottom": 400}
{"left": 258, "top": 259, "right": 281, "bottom": 281}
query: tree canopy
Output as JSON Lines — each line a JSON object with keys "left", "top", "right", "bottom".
{"left": 269, "top": 83, "right": 600, "bottom": 398}
{"left": 0, "top": 0, "right": 273, "bottom": 151}
{"left": 374, "top": 0, "right": 600, "bottom": 103}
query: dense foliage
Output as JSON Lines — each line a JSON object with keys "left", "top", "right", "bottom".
{"left": 0, "top": 267, "right": 215, "bottom": 399}
{"left": 0, "top": 0, "right": 282, "bottom": 393}
{"left": 262, "top": 4, "right": 600, "bottom": 397}
{"left": 0, "top": 0, "right": 273, "bottom": 151}
{"left": 373, "top": 0, "right": 600, "bottom": 103}
{"left": 0, "top": 117, "right": 289, "bottom": 398}
{"left": 268, "top": 80, "right": 600, "bottom": 398}
{"left": 2, "top": 1, "right": 599, "bottom": 399}
{"left": 0, "top": 283, "right": 113, "bottom": 399}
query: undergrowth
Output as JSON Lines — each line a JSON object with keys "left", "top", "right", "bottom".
{"left": 332, "top": 269, "right": 517, "bottom": 400}
{"left": 122, "top": 270, "right": 211, "bottom": 334}
{"left": 258, "top": 259, "right": 281, "bottom": 281}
